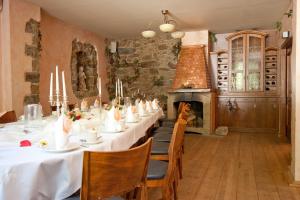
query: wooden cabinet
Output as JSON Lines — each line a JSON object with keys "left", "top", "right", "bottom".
{"left": 227, "top": 31, "right": 267, "bottom": 92}
{"left": 217, "top": 97, "right": 279, "bottom": 133}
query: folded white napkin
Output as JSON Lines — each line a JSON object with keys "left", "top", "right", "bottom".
{"left": 54, "top": 115, "right": 72, "bottom": 149}
{"left": 126, "top": 105, "right": 138, "bottom": 122}
{"left": 94, "top": 99, "right": 100, "bottom": 108}
{"left": 152, "top": 99, "right": 159, "bottom": 110}
{"left": 138, "top": 101, "right": 148, "bottom": 116}
{"left": 81, "top": 99, "right": 89, "bottom": 111}
{"left": 103, "top": 107, "right": 122, "bottom": 132}
{"left": 146, "top": 101, "right": 153, "bottom": 113}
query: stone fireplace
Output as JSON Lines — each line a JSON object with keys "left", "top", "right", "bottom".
{"left": 168, "top": 89, "right": 215, "bottom": 134}
{"left": 168, "top": 45, "right": 215, "bottom": 134}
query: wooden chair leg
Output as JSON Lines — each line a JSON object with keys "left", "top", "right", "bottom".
{"left": 141, "top": 185, "right": 148, "bottom": 200}
{"left": 178, "top": 155, "right": 183, "bottom": 179}
{"left": 173, "top": 180, "right": 178, "bottom": 200}
{"left": 161, "top": 185, "right": 171, "bottom": 200}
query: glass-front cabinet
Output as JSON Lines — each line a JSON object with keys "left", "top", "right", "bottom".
{"left": 227, "top": 31, "right": 266, "bottom": 92}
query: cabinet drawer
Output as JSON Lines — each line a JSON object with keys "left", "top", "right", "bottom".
{"left": 265, "top": 86, "right": 277, "bottom": 92}
{"left": 265, "top": 68, "right": 277, "bottom": 74}
{"left": 218, "top": 81, "right": 228, "bottom": 87}
{"left": 266, "top": 56, "right": 277, "bottom": 62}
{"left": 218, "top": 64, "right": 229, "bottom": 70}
{"left": 217, "top": 75, "right": 228, "bottom": 81}
{"left": 266, "top": 62, "right": 277, "bottom": 68}
{"left": 266, "top": 74, "right": 276, "bottom": 80}
{"left": 217, "top": 70, "right": 228, "bottom": 76}
{"left": 265, "top": 80, "right": 276, "bottom": 86}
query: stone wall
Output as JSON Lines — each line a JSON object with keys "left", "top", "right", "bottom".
{"left": 24, "top": 18, "right": 41, "bottom": 104}
{"left": 106, "top": 34, "right": 180, "bottom": 109}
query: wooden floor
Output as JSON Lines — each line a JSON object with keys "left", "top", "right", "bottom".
{"left": 148, "top": 132, "right": 300, "bottom": 200}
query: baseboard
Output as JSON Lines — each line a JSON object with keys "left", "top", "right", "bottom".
{"left": 287, "top": 166, "right": 300, "bottom": 187}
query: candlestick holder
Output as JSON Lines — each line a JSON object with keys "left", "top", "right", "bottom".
{"left": 49, "top": 94, "right": 64, "bottom": 118}
{"left": 61, "top": 96, "right": 69, "bottom": 114}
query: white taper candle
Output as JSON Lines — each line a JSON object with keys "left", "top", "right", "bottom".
{"left": 115, "top": 81, "right": 118, "bottom": 97}
{"left": 50, "top": 73, "right": 53, "bottom": 98}
{"left": 118, "top": 79, "right": 120, "bottom": 97}
{"left": 55, "top": 65, "right": 59, "bottom": 95}
{"left": 98, "top": 77, "right": 102, "bottom": 96}
{"left": 62, "top": 71, "right": 67, "bottom": 98}
{"left": 121, "top": 81, "right": 123, "bottom": 98}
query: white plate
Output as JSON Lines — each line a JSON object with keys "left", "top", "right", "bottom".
{"left": 80, "top": 137, "right": 102, "bottom": 145}
{"left": 41, "top": 142, "right": 80, "bottom": 153}
{"left": 0, "top": 124, "right": 4, "bottom": 128}
{"left": 101, "top": 129, "right": 123, "bottom": 133}
{"left": 126, "top": 119, "right": 139, "bottom": 123}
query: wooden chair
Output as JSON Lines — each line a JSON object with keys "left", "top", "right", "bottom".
{"left": 154, "top": 102, "right": 190, "bottom": 133}
{"left": 146, "top": 118, "right": 187, "bottom": 200}
{"left": 80, "top": 138, "right": 153, "bottom": 200}
{"left": 0, "top": 110, "right": 17, "bottom": 123}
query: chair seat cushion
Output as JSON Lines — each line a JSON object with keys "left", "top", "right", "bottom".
{"left": 153, "top": 133, "right": 171, "bottom": 142}
{"left": 159, "top": 118, "right": 176, "bottom": 127}
{"left": 151, "top": 141, "right": 169, "bottom": 155}
{"left": 153, "top": 127, "right": 173, "bottom": 134}
{"left": 147, "top": 160, "right": 168, "bottom": 180}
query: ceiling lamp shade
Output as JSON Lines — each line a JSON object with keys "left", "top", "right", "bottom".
{"left": 159, "top": 23, "right": 175, "bottom": 33}
{"left": 141, "top": 30, "right": 156, "bottom": 38}
{"left": 159, "top": 10, "right": 176, "bottom": 33}
{"left": 171, "top": 31, "right": 185, "bottom": 39}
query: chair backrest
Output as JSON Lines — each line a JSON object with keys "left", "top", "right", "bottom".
{"left": 176, "top": 102, "right": 187, "bottom": 120}
{"left": 80, "top": 138, "right": 153, "bottom": 200}
{"left": 164, "top": 117, "right": 187, "bottom": 182}
{"left": 0, "top": 111, "right": 17, "bottom": 123}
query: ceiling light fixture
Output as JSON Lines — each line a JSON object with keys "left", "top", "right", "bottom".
{"left": 171, "top": 31, "right": 185, "bottom": 39}
{"left": 141, "top": 9, "right": 185, "bottom": 39}
{"left": 141, "top": 30, "right": 156, "bottom": 38}
{"left": 159, "top": 10, "right": 175, "bottom": 32}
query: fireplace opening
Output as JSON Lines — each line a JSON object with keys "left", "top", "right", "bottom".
{"left": 174, "top": 101, "right": 203, "bottom": 128}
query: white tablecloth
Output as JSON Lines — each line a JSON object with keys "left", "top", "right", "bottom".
{"left": 0, "top": 110, "right": 163, "bottom": 200}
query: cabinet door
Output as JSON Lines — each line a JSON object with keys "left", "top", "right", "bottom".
{"left": 231, "top": 98, "right": 256, "bottom": 128}
{"left": 246, "top": 34, "right": 264, "bottom": 91}
{"left": 217, "top": 98, "right": 231, "bottom": 126}
{"left": 255, "top": 98, "right": 279, "bottom": 130}
{"left": 229, "top": 35, "right": 245, "bottom": 92}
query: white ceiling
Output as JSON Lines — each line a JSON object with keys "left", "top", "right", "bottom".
{"left": 26, "top": 0, "right": 291, "bottom": 38}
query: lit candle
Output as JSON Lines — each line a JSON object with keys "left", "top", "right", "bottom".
{"left": 121, "top": 81, "right": 123, "bottom": 98}
{"left": 62, "top": 71, "right": 67, "bottom": 98}
{"left": 115, "top": 81, "right": 118, "bottom": 97}
{"left": 49, "top": 73, "right": 53, "bottom": 98}
{"left": 55, "top": 65, "right": 59, "bottom": 95}
{"left": 98, "top": 77, "right": 102, "bottom": 97}
{"left": 118, "top": 79, "right": 121, "bottom": 97}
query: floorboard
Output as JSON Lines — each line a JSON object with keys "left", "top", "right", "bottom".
{"left": 148, "top": 132, "right": 300, "bottom": 200}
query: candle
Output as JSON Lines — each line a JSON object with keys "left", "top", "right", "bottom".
{"left": 62, "top": 71, "right": 67, "bottom": 98}
{"left": 115, "top": 81, "right": 118, "bottom": 97}
{"left": 121, "top": 81, "right": 123, "bottom": 98}
{"left": 98, "top": 77, "right": 102, "bottom": 97}
{"left": 50, "top": 73, "right": 53, "bottom": 98}
{"left": 118, "top": 79, "right": 121, "bottom": 97}
{"left": 55, "top": 65, "right": 59, "bottom": 95}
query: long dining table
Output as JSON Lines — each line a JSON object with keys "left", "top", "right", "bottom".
{"left": 0, "top": 109, "right": 163, "bottom": 200}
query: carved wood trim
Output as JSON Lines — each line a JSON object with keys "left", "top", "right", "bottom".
{"left": 226, "top": 30, "right": 268, "bottom": 41}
